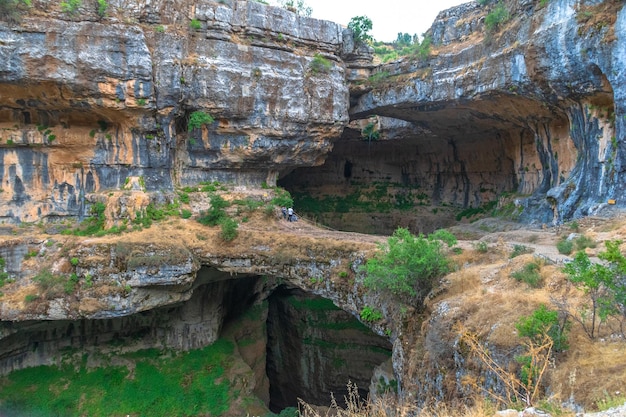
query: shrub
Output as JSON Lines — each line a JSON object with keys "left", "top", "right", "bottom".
{"left": 575, "top": 234, "right": 596, "bottom": 251}
{"left": 511, "top": 262, "right": 543, "bottom": 288}
{"left": 270, "top": 188, "right": 293, "bottom": 209}
{"left": 189, "top": 18, "right": 201, "bottom": 30}
{"left": 556, "top": 238, "right": 573, "bottom": 255}
{"left": 96, "top": 0, "right": 106, "bottom": 17}
{"left": 360, "top": 306, "right": 383, "bottom": 322}
{"left": 188, "top": 111, "right": 215, "bottom": 131}
{"left": 363, "top": 227, "right": 449, "bottom": 302}
{"left": 429, "top": 229, "right": 457, "bottom": 247}
{"left": 485, "top": 2, "right": 509, "bottom": 31}
{"left": 510, "top": 244, "right": 533, "bottom": 258}
{"left": 180, "top": 209, "right": 192, "bottom": 219}
{"left": 70, "top": 257, "right": 79, "bottom": 267}
{"left": 60, "top": 0, "right": 80, "bottom": 15}
{"left": 516, "top": 304, "right": 569, "bottom": 352}
{"left": 197, "top": 194, "right": 229, "bottom": 226}
{"left": 136, "top": 98, "right": 147, "bottom": 106}
{"left": 475, "top": 241, "right": 489, "bottom": 253}
{"left": 348, "top": 15, "right": 373, "bottom": 44}
{"left": 310, "top": 54, "right": 332, "bottom": 74}
{"left": 219, "top": 217, "right": 239, "bottom": 242}
{"left": 361, "top": 122, "right": 379, "bottom": 141}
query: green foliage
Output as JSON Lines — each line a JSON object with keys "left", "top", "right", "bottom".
{"left": 32, "top": 269, "right": 75, "bottom": 298}
{"left": 556, "top": 238, "right": 573, "bottom": 255}
{"left": 485, "top": 2, "right": 510, "bottom": 31}
{"left": 24, "top": 294, "right": 39, "bottom": 303}
{"left": 197, "top": 194, "right": 230, "bottom": 226}
{"left": 310, "top": 54, "right": 332, "bottom": 74}
{"left": 0, "top": 0, "right": 31, "bottom": 23}
{"left": 363, "top": 227, "right": 449, "bottom": 301}
{"left": 60, "top": 0, "right": 81, "bottom": 15}
{"left": 154, "top": 24, "right": 165, "bottom": 33}
{"left": 188, "top": 111, "right": 215, "bottom": 131}
{"left": 180, "top": 209, "right": 192, "bottom": 219}
{"left": 455, "top": 201, "right": 498, "bottom": 221}
{"left": 270, "top": 187, "right": 293, "bottom": 209}
{"left": 516, "top": 304, "right": 569, "bottom": 351}
{"left": 178, "top": 192, "right": 190, "bottom": 203}
{"left": 563, "top": 249, "right": 616, "bottom": 338}
{"left": 189, "top": 18, "right": 202, "bottom": 30}
{"left": 475, "top": 241, "right": 489, "bottom": 253}
{"left": 360, "top": 306, "right": 383, "bottom": 322}
{"left": 575, "top": 234, "right": 596, "bottom": 251}
{"left": 429, "top": 229, "right": 457, "bottom": 248}
{"left": 96, "top": 0, "right": 107, "bottom": 17}
{"left": 511, "top": 262, "right": 543, "bottom": 288}
{"left": 0, "top": 340, "right": 235, "bottom": 416}
{"left": 136, "top": 98, "right": 147, "bottom": 106}
{"left": 219, "top": 217, "right": 239, "bottom": 241}
{"left": 348, "top": 16, "right": 373, "bottom": 43}
{"left": 510, "top": 244, "right": 533, "bottom": 258}
{"left": 361, "top": 122, "right": 380, "bottom": 141}
{"left": 70, "top": 257, "right": 79, "bottom": 267}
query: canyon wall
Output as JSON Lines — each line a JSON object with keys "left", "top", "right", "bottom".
{"left": 283, "top": 0, "right": 626, "bottom": 230}
{"left": 0, "top": 0, "right": 350, "bottom": 222}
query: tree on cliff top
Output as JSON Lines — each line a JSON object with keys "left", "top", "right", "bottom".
{"left": 362, "top": 227, "right": 451, "bottom": 303}
{"left": 348, "top": 16, "right": 373, "bottom": 44}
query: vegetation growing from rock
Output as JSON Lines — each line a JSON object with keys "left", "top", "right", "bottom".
{"left": 363, "top": 227, "right": 450, "bottom": 302}
{"left": 188, "top": 111, "right": 214, "bottom": 131}
{"left": 0, "top": 0, "right": 30, "bottom": 23}
{"left": 348, "top": 16, "right": 373, "bottom": 44}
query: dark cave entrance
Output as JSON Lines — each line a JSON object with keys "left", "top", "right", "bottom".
{"left": 264, "top": 286, "right": 392, "bottom": 412}
{"left": 0, "top": 274, "right": 393, "bottom": 415}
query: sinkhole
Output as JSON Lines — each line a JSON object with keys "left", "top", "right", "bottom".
{"left": 0, "top": 274, "right": 393, "bottom": 415}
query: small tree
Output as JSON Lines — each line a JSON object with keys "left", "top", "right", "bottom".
{"left": 278, "top": 0, "right": 311, "bottom": 16}
{"left": 348, "top": 16, "right": 373, "bottom": 44}
{"left": 188, "top": 111, "right": 215, "bottom": 132}
{"left": 363, "top": 227, "right": 449, "bottom": 302}
{"left": 563, "top": 250, "right": 614, "bottom": 339}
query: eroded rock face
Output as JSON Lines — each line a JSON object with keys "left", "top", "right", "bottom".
{"left": 285, "top": 0, "right": 625, "bottom": 227}
{"left": 0, "top": 0, "right": 350, "bottom": 222}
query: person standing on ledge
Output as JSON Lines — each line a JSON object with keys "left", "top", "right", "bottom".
{"left": 287, "top": 207, "right": 294, "bottom": 222}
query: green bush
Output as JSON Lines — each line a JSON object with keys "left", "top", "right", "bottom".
{"left": 219, "top": 217, "right": 239, "bottom": 242}
{"left": 188, "top": 111, "right": 215, "bottom": 131}
{"left": 70, "top": 257, "right": 79, "bottom": 267}
{"left": 197, "top": 194, "right": 229, "bottom": 226}
{"left": 485, "top": 2, "right": 509, "bottom": 31}
{"left": 363, "top": 227, "right": 449, "bottom": 301}
{"left": 360, "top": 306, "right": 383, "bottom": 322}
{"left": 510, "top": 244, "right": 533, "bottom": 258}
{"left": 310, "top": 54, "right": 332, "bottom": 74}
{"left": 189, "top": 18, "right": 202, "bottom": 30}
{"left": 575, "top": 235, "right": 596, "bottom": 251}
{"left": 270, "top": 188, "right": 293, "bottom": 209}
{"left": 429, "top": 229, "right": 457, "bottom": 248}
{"left": 60, "top": 0, "right": 80, "bottom": 15}
{"left": 180, "top": 209, "right": 192, "bottom": 219}
{"left": 348, "top": 15, "right": 373, "bottom": 44}
{"left": 556, "top": 239, "right": 573, "bottom": 255}
{"left": 96, "top": 0, "right": 106, "bottom": 17}
{"left": 516, "top": 304, "right": 569, "bottom": 351}
{"left": 511, "top": 262, "right": 543, "bottom": 288}
{"left": 475, "top": 241, "right": 489, "bottom": 253}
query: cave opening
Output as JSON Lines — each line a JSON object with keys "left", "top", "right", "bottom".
{"left": 0, "top": 274, "right": 393, "bottom": 416}
{"left": 264, "top": 286, "right": 393, "bottom": 412}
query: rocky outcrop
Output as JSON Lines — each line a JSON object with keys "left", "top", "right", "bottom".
{"left": 0, "top": 0, "right": 350, "bottom": 223}
{"left": 283, "top": 0, "right": 626, "bottom": 229}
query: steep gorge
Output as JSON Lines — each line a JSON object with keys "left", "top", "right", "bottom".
{"left": 1, "top": 0, "right": 626, "bottom": 414}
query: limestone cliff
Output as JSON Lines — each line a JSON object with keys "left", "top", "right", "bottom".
{"left": 0, "top": 0, "right": 350, "bottom": 222}
{"left": 284, "top": 0, "right": 626, "bottom": 230}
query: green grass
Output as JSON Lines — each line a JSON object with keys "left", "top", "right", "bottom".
{"left": 511, "top": 262, "right": 543, "bottom": 288}
{"left": 0, "top": 340, "right": 235, "bottom": 417}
